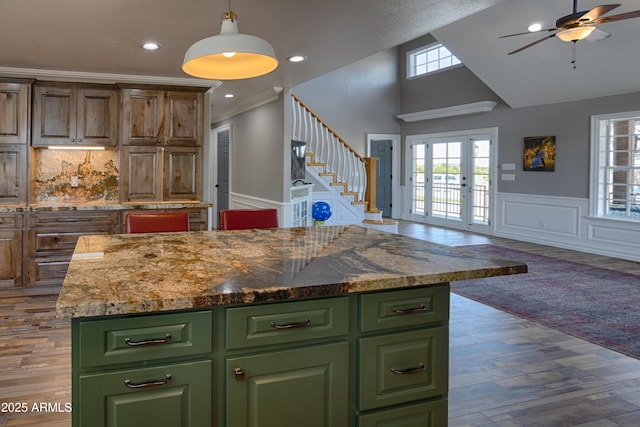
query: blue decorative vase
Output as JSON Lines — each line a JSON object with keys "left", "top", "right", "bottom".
{"left": 312, "top": 201, "right": 332, "bottom": 224}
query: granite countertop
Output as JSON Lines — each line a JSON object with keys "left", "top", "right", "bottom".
{"left": 0, "top": 201, "right": 212, "bottom": 213}
{"left": 56, "top": 225, "right": 527, "bottom": 319}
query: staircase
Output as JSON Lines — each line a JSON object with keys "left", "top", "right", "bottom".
{"left": 291, "top": 94, "right": 397, "bottom": 233}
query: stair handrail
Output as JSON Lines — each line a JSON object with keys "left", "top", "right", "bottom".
{"left": 291, "top": 93, "right": 370, "bottom": 205}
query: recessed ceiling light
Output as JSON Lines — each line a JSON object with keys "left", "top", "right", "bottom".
{"left": 224, "top": 93, "right": 234, "bottom": 98}
{"left": 288, "top": 55, "right": 306, "bottom": 63}
{"left": 528, "top": 23, "right": 542, "bottom": 32}
{"left": 142, "top": 42, "right": 161, "bottom": 51}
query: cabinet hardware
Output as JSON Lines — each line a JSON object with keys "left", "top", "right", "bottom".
{"left": 124, "top": 373, "right": 172, "bottom": 389}
{"left": 391, "top": 304, "right": 427, "bottom": 314}
{"left": 270, "top": 318, "right": 311, "bottom": 329}
{"left": 233, "top": 368, "right": 245, "bottom": 381}
{"left": 124, "top": 334, "right": 172, "bottom": 346}
{"left": 389, "top": 363, "right": 425, "bottom": 375}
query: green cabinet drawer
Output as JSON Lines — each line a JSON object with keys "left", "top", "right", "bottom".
{"left": 359, "top": 327, "right": 448, "bottom": 411}
{"left": 226, "top": 342, "right": 349, "bottom": 427}
{"left": 225, "top": 297, "right": 349, "bottom": 350}
{"left": 359, "top": 285, "right": 449, "bottom": 333}
{"left": 78, "top": 359, "right": 211, "bottom": 427}
{"left": 78, "top": 311, "right": 212, "bottom": 368}
{"left": 358, "top": 399, "right": 448, "bottom": 427}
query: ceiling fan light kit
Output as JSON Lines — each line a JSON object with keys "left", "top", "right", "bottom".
{"left": 182, "top": 10, "right": 278, "bottom": 80}
{"left": 556, "top": 24, "right": 596, "bottom": 42}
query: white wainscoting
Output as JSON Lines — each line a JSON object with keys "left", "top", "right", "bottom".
{"left": 495, "top": 192, "right": 640, "bottom": 262}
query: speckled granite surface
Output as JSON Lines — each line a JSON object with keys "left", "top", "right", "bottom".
{"left": 56, "top": 225, "right": 527, "bottom": 318}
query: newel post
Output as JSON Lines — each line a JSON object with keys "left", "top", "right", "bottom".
{"left": 363, "top": 157, "right": 379, "bottom": 213}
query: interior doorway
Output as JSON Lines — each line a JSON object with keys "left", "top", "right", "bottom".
{"left": 367, "top": 134, "right": 401, "bottom": 219}
{"left": 210, "top": 124, "right": 231, "bottom": 229}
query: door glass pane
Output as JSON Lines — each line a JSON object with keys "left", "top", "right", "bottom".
{"left": 411, "top": 144, "right": 425, "bottom": 215}
{"left": 472, "top": 139, "right": 491, "bottom": 225}
{"left": 431, "top": 141, "right": 461, "bottom": 221}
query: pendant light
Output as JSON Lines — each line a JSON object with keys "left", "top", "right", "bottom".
{"left": 182, "top": 3, "right": 278, "bottom": 80}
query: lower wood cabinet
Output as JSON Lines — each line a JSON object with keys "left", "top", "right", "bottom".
{"left": 72, "top": 285, "right": 450, "bottom": 426}
{"left": 0, "top": 213, "right": 23, "bottom": 289}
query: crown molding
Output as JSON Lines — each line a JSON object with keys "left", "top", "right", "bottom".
{"left": 397, "top": 101, "right": 498, "bottom": 122}
{"left": 0, "top": 66, "right": 222, "bottom": 88}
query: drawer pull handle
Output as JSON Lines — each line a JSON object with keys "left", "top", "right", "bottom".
{"left": 270, "top": 318, "right": 311, "bottom": 330}
{"left": 390, "top": 363, "right": 425, "bottom": 375}
{"left": 124, "top": 373, "right": 172, "bottom": 389}
{"left": 391, "top": 304, "right": 427, "bottom": 314}
{"left": 124, "top": 334, "right": 172, "bottom": 346}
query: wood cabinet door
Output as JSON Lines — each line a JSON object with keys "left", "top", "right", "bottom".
{"left": 0, "top": 144, "right": 27, "bottom": 204}
{"left": 163, "top": 146, "right": 201, "bottom": 201}
{"left": 122, "top": 146, "right": 163, "bottom": 202}
{"left": 76, "top": 87, "right": 118, "bottom": 147}
{"left": 226, "top": 342, "right": 349, "bottom": 427}
{"left": 164, "top": 91, "right": 203, "bottom": 146}
{"left": 121, "top": 89, "right": 163, "bottom": 146}
{"left": 77, "top": 360, "right": 211, "bottom": 427}
{"left": 0, "top": 82, "right": 29, "bottom": 145}
{"left": 32, "top": 85, "right": 76, "bottom": 146}
{"left": 0, "top": 229, "right": 22, "bottom": 289}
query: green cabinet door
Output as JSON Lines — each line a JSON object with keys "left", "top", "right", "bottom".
{"left": 77, "top": 360, "right": 211, "bottom": 427}
{"left": 358, "top": 400, "right": 448, "bottom": 427}
{"left": 226, "top": 342, "right": 349, "bottom": 427}
{"left": 359, "top": 327, "right": 448, "bottom": 411}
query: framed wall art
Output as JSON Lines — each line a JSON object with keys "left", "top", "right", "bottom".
{"left": 523, "top": 136, "right": 555, "bottom": 171}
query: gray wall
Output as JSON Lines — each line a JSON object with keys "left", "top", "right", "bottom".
{"left": 213, "top": 97, "right": 286, "bottom": 202}
{"left": 400, "top": 34, "right": 504, "bottom": 114}
{"left": 398, "top": 36, "right": 640, "bottom": 198}
{"left": 293, "top": 49, "right": 401, "bottom": 154}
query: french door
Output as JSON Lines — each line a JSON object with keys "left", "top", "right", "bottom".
{"left": 408, "top": 129, "right": 495, "bottom": 234}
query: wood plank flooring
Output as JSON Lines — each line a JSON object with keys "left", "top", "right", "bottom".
{"left": 0, "top": 221, "right": 639, "bottom": 426}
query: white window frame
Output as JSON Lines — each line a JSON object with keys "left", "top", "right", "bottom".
{"left": 406, "top": 42, "right": 462, "bottom": 79}
{"left": 589, "top": 111, "right": 640, "bottom": 221}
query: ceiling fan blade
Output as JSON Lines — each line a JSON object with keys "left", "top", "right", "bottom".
{"left": 592, "top": 9, "right": 640, "bottom": 24}
{"left": 508, "top": 33, "right": 556, "bottom": 55}
{"left": 586, "top": 28, "right": 611, "bottom": 42}
{"left": 579, "top": 4, "right": 621, "bottom": 22}
{"left": 500, "top": 28, "right": 556, "bottom": 38}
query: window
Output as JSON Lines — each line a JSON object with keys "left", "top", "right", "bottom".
{"left": 407, "top": 43, "right": 461, "bottom": 79}
{"left": 591, "top": 112, "right": 640, "bottom": 220}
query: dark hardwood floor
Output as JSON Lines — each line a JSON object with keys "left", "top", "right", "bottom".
{"left": 1, "top": 221, "right": 639, "bottom": 426}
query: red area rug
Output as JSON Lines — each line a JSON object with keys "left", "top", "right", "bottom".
{"left": 451, "top": 245, "right": 640, "bottom": 359}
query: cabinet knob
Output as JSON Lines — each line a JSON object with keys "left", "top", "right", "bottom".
{"left": 234, "top": 368, "right": 245, "bottom": 381}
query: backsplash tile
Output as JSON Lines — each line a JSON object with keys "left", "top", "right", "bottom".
{"left": 32, "top": 149, "right": 119, "bottom": 203}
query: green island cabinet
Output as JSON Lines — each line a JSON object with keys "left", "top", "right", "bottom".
{"left": 72, "top": 285, "right": 449, "bottom": 426}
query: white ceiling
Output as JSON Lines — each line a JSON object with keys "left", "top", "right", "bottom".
{"left": 433, "top": 0, "right": 640, "bottom": 108}
{"left": 2, "top": 0, "right": 639, "bottom": 113}
{"left": 0, "top": 0, "right": 502, "bottom": 114}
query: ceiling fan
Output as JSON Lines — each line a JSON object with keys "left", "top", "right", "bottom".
{"left": 501, "top": 0, "right": 640, "bottom": 56}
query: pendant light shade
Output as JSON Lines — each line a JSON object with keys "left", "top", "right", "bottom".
{"left": 183, "top": 11, "right": 278, "bottom": 80}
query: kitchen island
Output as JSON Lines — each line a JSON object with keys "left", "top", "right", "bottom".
{"left": 57, "top": 225, "right": 527, "bottom": 427}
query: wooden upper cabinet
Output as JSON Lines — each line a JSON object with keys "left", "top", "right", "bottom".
{"left": 0, "top": 81, "right": 30, "bottom": 145}
{"left": 121, "top": 88, "right": 204, "bottom": 146}
{"left": 0, "top": 145, "right": 27, "bottom": 204}
{"left": 32, "top": 83, "right": 118, "bottom": 147}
